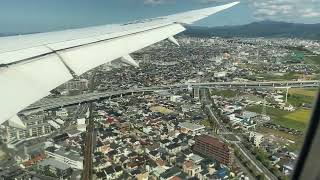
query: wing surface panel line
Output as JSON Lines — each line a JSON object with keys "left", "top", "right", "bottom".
{"left": 44, "top": 45, "right": 77, "bottom": 78}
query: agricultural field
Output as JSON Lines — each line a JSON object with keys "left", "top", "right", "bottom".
{"left": 287, "top": 88, "right": 317, "bottom": 107}
{"left": 304, "top": 55, "right": 320, "bottom": 65}
{"left": 284, "top": 109, "right": 312, "bottom": 123}
{"left": 252, "top": 72, "right": 302, "bottom": 81}
{"left": 210, "top": 89, "right": 239, "bottom": 98}
{"left": 246, "top": 105, "right": 311, "bottom": 131}
{"left": 289, "top": 88, "right": 317, "bottom": 97}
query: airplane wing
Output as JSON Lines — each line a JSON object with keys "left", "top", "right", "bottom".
{"left": 0, "top": 1, "right": 239, "bottom": 125}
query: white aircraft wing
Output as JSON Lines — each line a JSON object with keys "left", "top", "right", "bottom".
{"left": 0, "top": 1, "right": 239, "bottom": 125}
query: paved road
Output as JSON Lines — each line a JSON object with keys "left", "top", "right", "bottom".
{"left": 234, "top": 156, "right": 256, "bottom": 180}
{"left": 21, "top": 80, "right": 319, "bottom": 112}
{"left": 236, "top": 143, "right": 277, "bottom": 180}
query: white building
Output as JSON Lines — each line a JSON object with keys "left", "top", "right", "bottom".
{"left": 3, "top": 114, "right": 52, "bottom": 145}
{"left": 170, "top": 95, "right": 183, "bottom": 102}
{"left": 64, "top": 79, "right": 88, "bottom": 91}
{"left": 48, "top": 120, "right": 61, "bottom": 129}
{"left": 77, "top": 118, "right": 86, "bottom": 132}
{"left": 56, "top": 108, "right": 68, "bottom": 118}
{"left": 55, "top": 118, "right": 65, "bottom": 125}
{"left": 227, "top": 114, "right": 242, "bottom": 125}
{"left": 45, "top": 145, "right": 83, "bottom": 170}
{"left": 214, "top": 71, "right": 227, "bottom": 78}
{"left": 249, "top": 132, "right": 264, "bottom": 147}
{"left": 178, "top": 122, "right": 205, "bottom": 135}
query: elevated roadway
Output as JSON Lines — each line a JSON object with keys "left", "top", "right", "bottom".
{"left": 21, "top": 80, "right": 319, "bottom": 113}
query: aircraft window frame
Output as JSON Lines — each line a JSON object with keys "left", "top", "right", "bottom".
{"left": 292, "top": 88, "right": 320, "bottom": 180}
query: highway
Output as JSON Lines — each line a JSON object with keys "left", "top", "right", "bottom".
{"left": 21, "top": 80, "right": 319, "bottom": 113}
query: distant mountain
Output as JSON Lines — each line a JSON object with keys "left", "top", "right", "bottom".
{"left": 1, "top": 21, "right": 319, "bottom": 40}
{"left": 184, "top": 21, "right": 320, "bottom": 40}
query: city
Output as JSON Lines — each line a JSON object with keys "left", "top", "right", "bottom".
{"left": 1, "top": 35, "right": 319, "bottom": 180}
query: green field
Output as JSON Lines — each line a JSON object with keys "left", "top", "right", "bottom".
{"left": 284, "top": 109, "right": 312, "bottom": 123}
{"left": 287, "top": 88, "right": 317, "bottom": 107}
{"left": 253, "top": 88, "right": 317, "bottom": 130}
{"left": 304, "top": 55, "right": 320, "bottom": 65}
{"left": 289, "top": 88, "right": 317, "bottom": 97}
{"left": 210, "top": 89, "right": 239, "bottom": 98}
{"left": 200, "top": 119, "right": 212, "bottom": 127}
{"left": 246, "top": 105, "right": 310, "bottom": 131}
{"left": 250, "top": 72, "right": 303, "bottom": 81}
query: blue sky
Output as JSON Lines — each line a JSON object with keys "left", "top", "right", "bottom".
{"left": 0, "top": 0, "right": 319, "bottom": 33}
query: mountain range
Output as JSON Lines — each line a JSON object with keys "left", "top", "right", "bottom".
{"left": 184, "top": 21, "right": 320, "bottom": 40}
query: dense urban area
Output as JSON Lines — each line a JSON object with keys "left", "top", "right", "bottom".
{"left": 1, "top": 35, "right": 320, "bottom": 180}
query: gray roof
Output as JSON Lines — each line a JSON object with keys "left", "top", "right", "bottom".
{"left": 178, "top": 122, "right": 205, "bottom": 131}
{"left": 38, "top": 159, "right": 71, "bottom": 170}
{"left": 54, "top": 148, "right": 84, "bottom": 161}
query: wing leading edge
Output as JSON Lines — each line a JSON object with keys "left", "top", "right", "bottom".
{"left": 0, "top": 1, "right": 239, "bottom": 125}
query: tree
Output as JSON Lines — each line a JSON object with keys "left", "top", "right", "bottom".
{"left": 44, "top": 169, "right": 57, "bottom": 178}
{"left": 256, "top": 174, "right": 265, "bottom": 180}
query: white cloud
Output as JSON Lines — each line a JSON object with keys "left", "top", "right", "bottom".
{"left": 249, "top": 0, "right": 320, "bottom": 22}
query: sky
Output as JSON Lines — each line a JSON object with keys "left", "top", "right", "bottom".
{"left": 0, "top": 0, "right": 320, "bottom": 34}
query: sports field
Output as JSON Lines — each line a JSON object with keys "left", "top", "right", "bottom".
{"left": 150, "top": 106, "right": 174, "bottom": 114}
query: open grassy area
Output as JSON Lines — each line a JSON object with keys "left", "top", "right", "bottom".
{"left": 284, "top": 109, "right": 312, "bottom": 123}
{"left": 253, "top": 72, "right": 303, "bottom": 81}
{"left": 210, "top": 89, "right": 239, "bottom": 98}
{"left": 304, "top": 55, "right": 320, "bottom": 65}
{"left": 150, "top": 106, "right": 174, "bottom": 114}
{"left": 287, "top": 88, "right": 317, "bottom": 107}
{"left": 246, "top": 105, "right": 310, "bottom": 131}
{"left": 200, "top": 119, "right": 212, "bottom": 127}
{"left": 0, "top": 146, "right": 7, "bottom": 161}
{"left": 258, "top": 127, "right": 304, "bottom": 151}
{"left": 258, "top": 127, "right": 298, "bottom": 141}
{"left": 247, "top": 88, "right": 317, "bottom": 130}
{"left": 289, "top": 88, "right": 317, "bottom": 97}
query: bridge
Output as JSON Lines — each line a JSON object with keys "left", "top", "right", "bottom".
{"left": 21, "top": 80, "right": 319, "bottom": 113}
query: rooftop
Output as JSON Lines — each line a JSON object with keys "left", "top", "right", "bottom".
{"left": 38, "top": 159, "right": 71, "bottom": 170}
{"left": 196, "top": 135, "right": 230, "bottom": 151}
{"left": 178, "top": 122, "right": 205, "bottom": 131}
